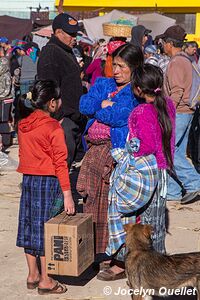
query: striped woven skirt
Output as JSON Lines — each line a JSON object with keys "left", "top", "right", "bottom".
{"left": 77, "top": 138, "right": 114, "bottom": 254}
{"left": 140, "top": 169, "right": 167, "bottom": 254}
{"left": 16, "top": 175, "right": 63, "bottom": 256}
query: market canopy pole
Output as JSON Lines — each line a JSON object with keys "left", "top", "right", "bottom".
{"left": 58, "top": 0, "right": 64, "bottom": 14}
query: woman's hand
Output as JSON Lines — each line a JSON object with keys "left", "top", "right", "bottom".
{"left": 101, "top": 100, "right": 115, "bottom": 108}
{"left": 63, "top": 190, "right": 75, "bottom": 215}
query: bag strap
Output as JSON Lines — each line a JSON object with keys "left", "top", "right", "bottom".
{"left": 172, "top": 53, "right": 192, "bottom": 109}
{"left": 174, "top": 53, "right": 192, "bottom": 63}
{"left": 126, "top": 132, "right": 130, "bottom": 142}
{"left": 175, "top": 119, "right": 191, "bottom": 148}
{"left": 167, "top": 169, "right": 186, "bottom": 197}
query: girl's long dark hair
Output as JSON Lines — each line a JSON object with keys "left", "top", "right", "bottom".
{"left": 132, "top": 64, "right": 173, "bottom": 169}
{"left": 17, "top": 80, "right": 61, "bottom": 121}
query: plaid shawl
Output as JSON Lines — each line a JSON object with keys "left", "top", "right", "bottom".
{"left": 106, "top": 139, "right": 158, "bottom": 257}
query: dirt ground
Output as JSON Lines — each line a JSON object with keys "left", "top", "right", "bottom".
{"left": 0, "top": 145, "right": 200, "bottom": 300}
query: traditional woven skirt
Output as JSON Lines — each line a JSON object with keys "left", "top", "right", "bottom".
{"left": 77, "top": 138, "right": 114, "bottom": 254}
{"left": 140, "top": 169, "right": 167, "bottom": 254}
{"left": 16, "top": 175, "right": 63, "bottom": 256}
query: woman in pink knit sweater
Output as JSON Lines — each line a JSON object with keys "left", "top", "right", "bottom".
{"left": 129, "top": 65, "right": 175, "bottom": 170}
{"left": 86, "top": 43, "right": 107, "bottom": 86}
{"left": 128, "top": 64, "right": 175, "bottom": 254}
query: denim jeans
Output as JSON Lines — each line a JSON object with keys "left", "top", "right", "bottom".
{"left": 20, "top": 80, "right": 35, "bottom": 95}
{"left": 167, "top": 113, "right": 200, "bottom": 200}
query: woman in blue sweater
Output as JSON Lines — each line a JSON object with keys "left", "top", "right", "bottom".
{"left": 77, "top": 43, "right": 143, "bottom": 268}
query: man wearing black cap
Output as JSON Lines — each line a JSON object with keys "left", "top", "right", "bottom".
{"left": 159, "top": 25, "right": 200, "bottom": 204}
{"left": 37, "top": 13, "right": 85, "bottom": 168}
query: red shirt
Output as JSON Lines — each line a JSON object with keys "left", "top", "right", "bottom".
{"left": 17, "top": 110, "right": 70, "bottom": 191}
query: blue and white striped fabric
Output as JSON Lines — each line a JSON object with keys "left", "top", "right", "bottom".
{"left": 106, "top": 138, "right": 159, "bottom": 258}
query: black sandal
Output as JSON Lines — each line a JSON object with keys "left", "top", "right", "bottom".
{"left": 27, "top": 280, "right": 39, "bottom": 289}
{"left": 97, "top": 268, "right": 126, "bottom": 281}
{"left": 38, "top": 281, "right": 67, "bottom": 295}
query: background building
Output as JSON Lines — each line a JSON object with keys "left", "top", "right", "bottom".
{"left": 0, "top": 0, "right": 56, "bottom": 19}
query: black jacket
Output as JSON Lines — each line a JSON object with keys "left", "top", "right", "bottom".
{"left": 37, "top": 35, "right": 82, "bottom": 122}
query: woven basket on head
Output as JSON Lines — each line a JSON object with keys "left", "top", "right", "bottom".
{"left": 103, "top": 22, "right": 132, "bottom": 37}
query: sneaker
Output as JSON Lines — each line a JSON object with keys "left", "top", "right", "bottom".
{"left": 167, "top": 197, "right": 182, "bottom": 201}
{"left": 0, "top": 152, "right": 18, "bottom": 172}
{"left": 0, "top": 151, "right": 8, "bottom": 166}
{"left": 181, "top": 191, "right": 200, "bottom": 204}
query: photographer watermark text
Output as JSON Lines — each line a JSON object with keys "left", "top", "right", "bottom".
{"left": 103, "top": 286, "right": 197, "bottom": 297}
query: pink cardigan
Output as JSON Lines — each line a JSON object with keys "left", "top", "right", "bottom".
{"left": 128, "top": 98, "right": 176, "bottom": 169}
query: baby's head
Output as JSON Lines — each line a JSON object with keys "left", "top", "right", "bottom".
{"left": 0, "top": 57, "right": 9, "bottom": 76}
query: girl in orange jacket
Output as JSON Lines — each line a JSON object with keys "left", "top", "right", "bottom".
{"left": 16, "top": 80, "right": 74, "bottom": 295}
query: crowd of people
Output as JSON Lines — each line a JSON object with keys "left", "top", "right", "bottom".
{"left": 0, "top": 36, "right": 39, "bottom": 171}
{"left": 1, "top": 11, "right": 200, "bottom": 295}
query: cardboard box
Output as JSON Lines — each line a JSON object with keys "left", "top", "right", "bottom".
{"left": 45, "top": 212, "right": 94, "bottom": 276}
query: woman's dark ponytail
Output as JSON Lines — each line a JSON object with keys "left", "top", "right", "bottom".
{"left": 17, "top": 80, "right": 61, "bottom": 122}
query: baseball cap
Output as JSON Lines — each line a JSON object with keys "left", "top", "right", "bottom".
{"left": 157, "top": 25, "right": 187, "bottom": 41}
{"left": 0, "top": 37, "right": 8, "bottom": 44}
{"left": 11, "top": 39, "right": 26, "bottom": 48}
{"left": 52, "top": 13, "right": 79, "bottom": 34}
{"left": 144, "top": 28, "right": 152, "bottom": 35}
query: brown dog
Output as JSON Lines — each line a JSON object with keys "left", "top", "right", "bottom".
{"left": 124, "top": 223, "right": 200, "bottom": 300}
